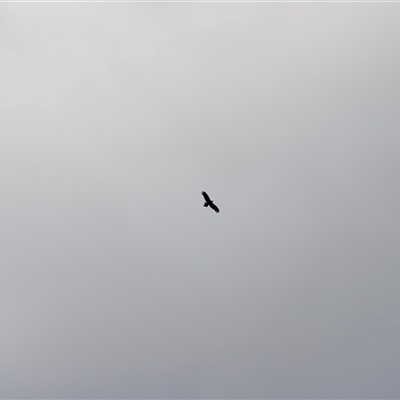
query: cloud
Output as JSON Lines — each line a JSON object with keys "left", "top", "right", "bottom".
{"left": 1, "top": 3, "right": 400, "bottom": 398}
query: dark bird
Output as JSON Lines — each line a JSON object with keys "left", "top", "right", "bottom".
{"left": 201, "top": 191, "right": 219, "bottom": 213}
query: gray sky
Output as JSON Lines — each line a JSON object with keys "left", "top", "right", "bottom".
{"left": 1, "top": 2, "right": 400, "bottom": 398}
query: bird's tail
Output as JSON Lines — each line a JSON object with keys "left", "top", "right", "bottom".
{"left": 203, "top": 202, "right": 209, "bottom": 207}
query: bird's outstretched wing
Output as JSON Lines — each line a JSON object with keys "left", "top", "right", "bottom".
{"left": 201, "top": 191, "right": 211, "bottom": 202}
{"left": 210, "top": 203, "right": 219, "bottom": 213}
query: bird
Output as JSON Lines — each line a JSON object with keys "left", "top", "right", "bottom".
{"left": 201, "top": 191, "right": 219, "bottom": 213}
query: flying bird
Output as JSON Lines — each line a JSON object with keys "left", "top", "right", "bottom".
{"left": 201, "top": 191, "right": 219, "bottom": 213}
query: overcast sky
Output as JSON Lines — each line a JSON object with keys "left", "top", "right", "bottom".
{"left": 1, "top": 2, "right": 400, "bottom": 398}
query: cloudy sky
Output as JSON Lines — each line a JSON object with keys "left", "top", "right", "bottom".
{"left": 1, "top": 2, "right": 400, "bottom": 398}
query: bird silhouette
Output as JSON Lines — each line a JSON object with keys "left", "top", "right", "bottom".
{"left": 201, "top": 191, "right": 219, "bottom": 213}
